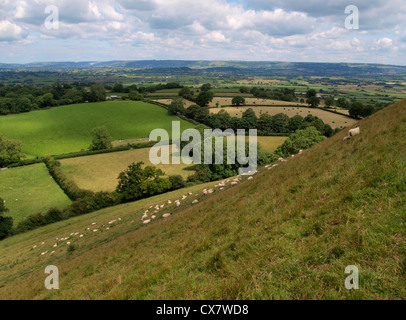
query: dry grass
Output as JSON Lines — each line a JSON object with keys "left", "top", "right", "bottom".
{"left": 60, "top": 146, "right": 193, "bottom": 192}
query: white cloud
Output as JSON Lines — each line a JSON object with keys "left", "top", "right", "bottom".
{"left": 0, "top": 19, "right": 27, "bottom": 41}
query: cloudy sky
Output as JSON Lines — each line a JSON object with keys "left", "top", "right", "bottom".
{"left": 0, "top": 0, "right": 405, "bottom": 64}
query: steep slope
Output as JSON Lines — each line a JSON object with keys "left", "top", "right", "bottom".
{"left": 0, "top": 100, "right": 405, "bottom": 300}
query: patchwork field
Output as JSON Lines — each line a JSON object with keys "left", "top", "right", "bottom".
{"left": 211, "top": 106, "right": 357, "bottom": 129}
{"left": 0, "top": 101, "right": 195, "bottom": 158}
{"left": 60, "top": 146, "right": 193, "bottom": 192}
{"left": 0, "top": 164, "right": 71, "bottom": 224}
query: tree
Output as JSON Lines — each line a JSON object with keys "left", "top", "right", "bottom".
{"left": 0, "top": 198, "right": 13, "bottom": 240}
{"left": 0, "top": 135, "right": 23, "bottom": 167}
{"left": 241, "top": 108, "right": 257, "bottom": 129}
{"left": 200, "top": 83, "right": 212, "bottom": 92}
{"left": 116, "top": 162, "right": 171, "bottom": 202}
{"left": 89, "top": 126, "right": 112, "bottom": 151}
{"left": 196, "top": 91, "right": 214, "bottom": 107}
{"left": 289, "top": 115, "right": 304, "bottom": 132}
{"left": 239, "top": 86, "right": 250, "bottom": 94}
{"left": 89, "top": 84, "right": 106, "bottom": 102}
{"left": 276, "top": 126, "right": 326, "bottom": 158}
{"left": 112, "top": 83, "right": 124, "bottom": 93}
{"left": 306, "top": 89, "right": 317, "bottom": 98}
{"left": 257, "top": 114, "right": 273, "bottom": 133}
{"left": 168, "top": 98, "right": 186, "bottom": 115}
{"left": 307, "top": 96, "right": 320, "bottom": 108}
{"left": 337, "top": 97, "right": 349, "bottom": 109}
{"left": 324, "top": 96, "right": 335, "bottom": 107}
{"left": 232, "top": 96, "right": 246, "bottom": 106}
{"left": 271, "top": 113, "right": 290, "bottom": 133}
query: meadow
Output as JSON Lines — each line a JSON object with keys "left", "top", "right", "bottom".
{"left": 0, "top": 164, "right": 71, "bottom": 224}
{"left": 0, "top": 99, "right": 404, "bottom": 299}
{"left": 211, "top": 106, "right": 357, "bottom": 129}
{"left": 0, "top": 101, "right": 195, "bottom": 158}
{"left": 60, "top": 145, "right": 193, "bottom": 192}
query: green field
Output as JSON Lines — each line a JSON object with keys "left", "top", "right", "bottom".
{"left": 0, "top": 164, "right": 71, "bottom": 224}
{"left": 60, "top": 146, "right": 194, "bottom": 192}
{"left": 0, "top": 101, "right": 195, "bottom": 158}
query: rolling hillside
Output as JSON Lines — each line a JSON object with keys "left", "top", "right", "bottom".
{"left": 0, "top": 99, "right": 405, "bottom": 299}
{"left": 0, "top": 101, "right": 194, "bottom": 158}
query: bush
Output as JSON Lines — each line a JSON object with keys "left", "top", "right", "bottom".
{"left": 169, "top": 175, "right": 187, "bottom": 190}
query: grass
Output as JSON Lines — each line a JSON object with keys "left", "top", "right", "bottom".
{"left": 256, "top": 136, "right": 288, "bottom": 152}
{"left": 60, "top": 146, "right": 193, "bottom": 192}
{"left": 0, "top": 164, "right": 71, "bottom": 225}
{"left": 0, "top": 101, "right": 195, "bottom": 158}
{"left": 0, "top": 99, "right": 405, "bottom": 299}
{"left": 211, "top": 106, "right": 357, "bottom": 129}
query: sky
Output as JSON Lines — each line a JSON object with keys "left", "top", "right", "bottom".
{"left": 0, "top": 0, "right": 405, "bottom": 65}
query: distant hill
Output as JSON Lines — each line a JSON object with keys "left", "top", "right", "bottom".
{"left": 0, "top": 98, "right": 405, "bottom": 299}
{"left": 1, "top": 60, "right": 406, "bottom": 77}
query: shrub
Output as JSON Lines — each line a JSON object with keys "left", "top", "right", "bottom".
{"left": 169, "top": 175, "right": 187, "bottom": 190}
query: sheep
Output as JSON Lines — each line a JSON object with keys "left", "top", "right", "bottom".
{"left": 163, "top": 213, "right": 172, "bottom": 218}
{"left": 143, "top": 220, "right": 151, "bottom": 224}
{"left": 192, "top": 200, "right": 199, "bottom": 204}
{"left": 202, "top": 189, "right": 208, "bottom": 195}
{"left": 248, "top": 176, "right": 253, "bottom": 181}
{"left": 93, "top": 229, "right": 98, "bottom": 233}
{"left": 231, "top": 182, "right": 238, "bottom": 186}
{"left": 142, "top": 214, "right": 148, "bottom": 221}
{"left": 208, "top": 189, "right": 214, "bottom": 194}
{"left": 176, "top": 201, "right": 181, "bottom": 207}
{"left": 66, "top": 242, "right": 71, "bottom": 245}
{"left": 220, "top": 187, "right": 224, "bottom": 191}
{"left": 168, "top": 200, "right": 172, "bottom": 204}
{"left": 343, "top": 136, "right": 351, "bottom": 142}
{"left": 80, "top": 235, "right": 84, "bottom": 238}
{"left": 348, "top": 125, "right": 360, "bottom": 137}
{"left": 152, "top": 215, "right": 156, "bottom": 219}
{"left": 53, "top": 243, "right": 58, "bottom": 248}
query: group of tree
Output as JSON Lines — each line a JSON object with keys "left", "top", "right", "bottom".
{"left": 0, "top": 82, "right": 107, "bottom": 115}
{"left": 168, "top": 99, "right": 336, "bottom": 138}
{"left": 178, "top": 83, "right": 215, "bottom": 107}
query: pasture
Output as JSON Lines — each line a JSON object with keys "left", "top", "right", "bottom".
{"left": 60, "top": 146, "right": 193, "bottom": 192}
{"left": 0, "top": 101, "right": 195, "bottom": 158}
{"left": 256, "top": 136, "right": 288, "bottom": 152}
{"left": 211, "top": 106, "right": 357, "bottom": 128}
{"left": 0, "top": 164, "right": 71, "bottom": 224}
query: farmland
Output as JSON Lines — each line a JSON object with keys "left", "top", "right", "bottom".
{"left": 0, "top": 164, "right": 71, "bottom": 224}
{"left": 0, "top": 101, "right": 195, "bottom": 158}
{"left": 0, "top": 99, "right": 404, "bottom": 299}
{"left": 60, "top": 145, "right": 193, "bottom": 192}
{"left": 211, "top": 106, "right": 357, "bottom": 129}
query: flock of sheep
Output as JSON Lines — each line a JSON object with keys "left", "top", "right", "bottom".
{"left": 32, "top": 125, "right": 360, "bottom": 258}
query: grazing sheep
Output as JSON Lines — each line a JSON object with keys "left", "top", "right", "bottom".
{"left": 299, "top": 150, "right": 303, "bottom": 154}
{"left": 168, "top": 200, "right": 172, "bottom": 204}
{"left": 348, "top": 125, "right": 360, "bottom": 137}
{"left": 152, "top": 215, "right": 156, "bottom": 219}
{"left": 91, "top": 222, "right": 97, "bottom": 226}
{"left": 80, "top": 235, "right": 84, "bottom": 238}
{"left": 192, "top": 200, "right": 199, "bottom": 204}
{"left": 343, "top": 136, "right": 351, "bottom": 142}
{"left": 53, "top": 243, "right": 58, "bottom": 248}
{"left": 231, "top": 182, "right": 238, "bottom": 186}
{"left": 248, "top": 177, "right": 253, "bottom": 181}
{"left": 220, "top": 187, "right": 224, "bottom": 191}
{"left": 143, "top": 220, "right": 151, "bottom": 224}
{"left": 176, "top": 201, "right": 181, "bottom": 207}
{"left": 163, "top": 213, "right": 172, "bottom": 218}
{"left": 66, "top": 242, "right": 71, "bottom": 245}
{"left": 142, "top": 214, "right": 148, "bottom": 221}
{"left": 208, "top": 189, "right": 214, "bottom": 194}
{"left": 93, "top": 229, "right": 98, "bottom": 233}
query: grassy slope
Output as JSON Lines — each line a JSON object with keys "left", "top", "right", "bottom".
{"left": 0, "top": 100, "right": 405, "bottom": 299}
{"left": 0, "top": 164, "right": 72, "bottom": 224}
{"left": 0, "top": 101, "right": 195, "bottom": 158}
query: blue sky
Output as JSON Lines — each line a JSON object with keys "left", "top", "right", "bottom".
{"left": 0, "top": 0, "right": 405, "bottom": 65}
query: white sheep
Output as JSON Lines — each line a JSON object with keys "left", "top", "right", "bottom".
{"left": 231, "top": 182, "right": 238, "bottom": 186}
{"left": 163, "top": 213, "right": 172, "bottom": 218}
{"left": 343, "top": 125, "right": 360, "bottom": 142}
{"left": 248, "top": 177, "right": 253, "bottom": 181}
{"left": 143, "top": 220, "right": 151, "bottom": 224}
{"left": 192, "top": 200, "right": 199, "bottom": 204}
